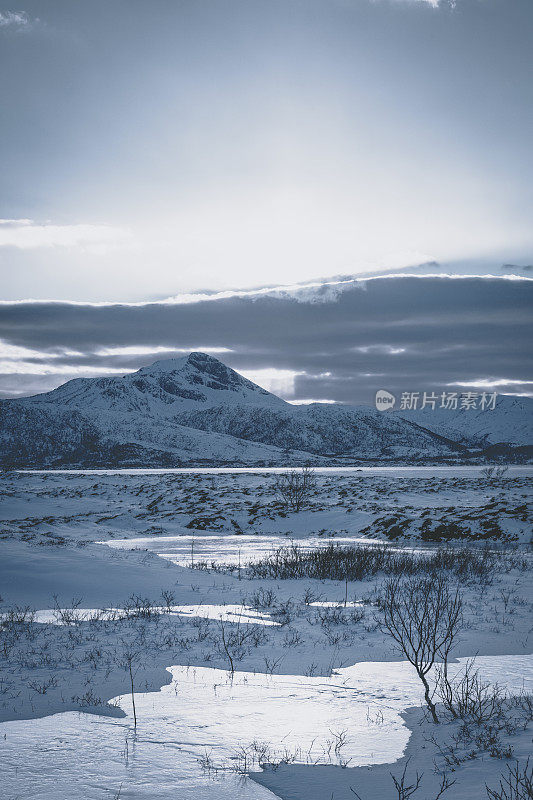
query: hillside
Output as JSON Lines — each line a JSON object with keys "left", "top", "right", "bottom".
{"left": 397, "top": 395, "right": 533, "bottom": 447}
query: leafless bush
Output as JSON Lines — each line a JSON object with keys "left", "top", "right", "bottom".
{"left": 388, "top": 759, "right": 423, "bottom": 800}
{"left": 436, "top": 658, "right": 506, "bottom": 724}
{"left": 117, "top": 645, "right": 140, "bottom": 728}
{"left": 379, "top": 575, "right": 463, "bottom": 723}
{"left": 28, "top": 674, "right": 58, "bottom": 694}
{"left": 273, "top": 466, "right": 316, "bottom": 512}
{"left": 350, "top": 758, "right": 455, "bottom": 800}
{"left": 263, "top": 655, "right": 283, "bottom": 675}
{"left": 213, "top": 730, "right": 352, "bottom": 776}
{"left": 216, "top": 618, "right": 268, "bottom": 673}
{"left": 272, "top": 599, "right": 294, "bottom": 626}
{"left": 0, "top": 605, "right": 35, "bottom": 628}
{"left": 481, "top": 466, "right": 509, "bottom": 481}
{"left": 302, "top": 587, "right": 323, "bottom": 605}
{"left": 0, "top": 605, "right": 36, "bottom": 657}
{"left": 71, "top": 688, "right": 105, "bottom": 707}
{"left": 160, "top": 590, "right": 176, "bottom": 612}
{"left": 123, "top": 595, "right": 158, "bottom": 619}
{"left": 218, "top": 619, "right": 235, "bottom": 674}
{"left": 282, "top": 628, "right": 303, "bottom": 647}
{"left": 511, "top": 692, "right": 533, "bottom": 722}
{"left": 249, "top": 587, "right": 275, "bottom": 608}
{"left": 52, "top": 594, "right": 85, "bottom": 626}
{"left": 246, "top": 542, "right": 521, "bottom": 583}
{"left": 315, "top": 606, "right": 346, "bottom": 626}
{"left": 228, "top": 740, "right": 297, "bottom": 774}
{"left": 486, "top": 758, "right": 533, "bottom": 800}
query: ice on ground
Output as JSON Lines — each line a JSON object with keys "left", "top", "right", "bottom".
{"left": 103, "top": 533, "right": 374, "bottom": 568}
{"left": 309, "top": 600, "right": 366, "bottom": 608}
{"left": 27, "top": 604, "right": 279, "bottom": 626}
{"left": 0, "top": 654, "right": 530, "bottom": 800}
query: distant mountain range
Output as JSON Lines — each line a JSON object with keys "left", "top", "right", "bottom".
{"left": 398, "top": 397, "right": 532, "bottom": 450}
{"left": 0, "top": 352, "right": 531, "bottom": 467}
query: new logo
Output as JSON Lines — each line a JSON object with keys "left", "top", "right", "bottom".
{"left": 375, "top": 389, "right": 396, "bottom": 411}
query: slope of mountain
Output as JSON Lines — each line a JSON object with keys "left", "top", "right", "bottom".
{"left": 397, "top": 395, "right": 533, "bottom": 448}
{"left": 0, "top": 400, "right": 315, "bottom": 468}
{"left": 0, "top": 353, "right": 530, "bottom": 467}
{"left": 173, "top": 401, "right": 460, "bottom": 458}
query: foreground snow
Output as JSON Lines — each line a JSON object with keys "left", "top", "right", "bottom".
{"left": 0, "top": 469, "right": 532, "bottom": 799}
{"left": 1, "top": 657, "right": 531, "bottom": 800}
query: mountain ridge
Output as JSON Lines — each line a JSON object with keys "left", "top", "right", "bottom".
{"left": 0, "top": 353, "right": 531, "bottom": 467}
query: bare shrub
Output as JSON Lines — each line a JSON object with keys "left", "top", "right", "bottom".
{"left": 273, "top": 466, "right": 316, "bottom": 512}
{"left": 28, "top": 674, "right": 58, "bottom": 694}
{"left": 117, "top": 645, "right": 140, "bottom": 728}
{"left": 0, "top": 605, "right": 35, "bottom": 628}
{"left": 315, "top": 606, "right": 346, "bottom": 626}
{"left": 379, "top": 575, "right": 463, "bottom": 723}
{"left": 271, "top": 599, "right": 293, "bottom": 626}
{"left": 218, "top": 619, "right": 235, "bottom": 674}
{"left": 246, "top": 542, "right": 521, "bottom": 583}
{"left": 160, "top": 590, "right": 176, "bottom": 612}
{"left": 0, "top": 605, "right": 36, "bottom": 658}
{"left": 436, "top": 658, "right": 506, "bottom": 724}
{"left": 486, "top": 758, "right": 533, "bottom": 800}
{"left": 282, "top": 628, "right": 303, "bottom": 647}
{"left": 389, "top": 759, "right": 423, "bottom": 800}
{"left": 350, "top": 759, "right": 455, "bottom": 799}
{"left": 302, "top": 587, "right": 322, "bottom": 605}
{"left": 123, "top": 595, "right": 157, "bottom": 619}
{"left": 481, "top": 466, "right": 509, "bottom": 481}
{"left": 52, "top": 594, "right": 85, "bottom": 626}
{"left": 249, "top": 587, "right": 275, "bottom": 608}
{"left": 216, "top": 618, "right": 268, "bottom": 673}
{"left": 511, "top": 693, "right": 533, "bottom": 722}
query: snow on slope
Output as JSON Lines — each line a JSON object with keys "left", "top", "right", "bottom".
{"left": 397, "top": 395, "right": 533, "bottom": 447}
{"left": 174, "top": 400, "right": 460, "bottom": 457}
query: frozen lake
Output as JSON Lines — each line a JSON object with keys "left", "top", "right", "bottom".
{"left": 18, "top": 465, "right": 533, "bottom": 477}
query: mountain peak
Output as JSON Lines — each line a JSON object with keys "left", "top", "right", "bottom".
{"left": 186, "top": 351, "right": 225, "bottom": 369}
{"left": 135, "top": 351, "right": 223, "bottom": 375}
{"left": 130, "top": 351, "right": 284, "bottom": 405}
{"left": 135, "top": 351, "right": 244, "bottom": 385}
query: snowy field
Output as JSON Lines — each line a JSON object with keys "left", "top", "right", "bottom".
{"left": 0, "top": 468, "right": 532, "bottom": 800}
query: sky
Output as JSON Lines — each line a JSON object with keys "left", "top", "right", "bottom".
{"left": 0, "top": 0, "right": 532, "bottom": 403}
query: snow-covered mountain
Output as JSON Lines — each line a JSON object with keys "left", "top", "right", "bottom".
{"left": 29, "top": 351, "right": 286, "bottom": 413}
{"left": 0, "top": 353, "right": 530, "bottom": 467}
{"left": 172, "top": 400, "right": 459, "bottom": 458}
{"left": 397, "top": 395, "right": 533, "bottom": 448}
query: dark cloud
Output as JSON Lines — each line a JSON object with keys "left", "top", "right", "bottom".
{"left": 0, "top": 276, "right": 532, "bottom": 403}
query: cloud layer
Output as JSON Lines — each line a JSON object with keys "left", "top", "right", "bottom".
{"left": 0, "top": 11, "right": 30, "bottom": 29}
{"left": 0, "top": 219, "right": 132, "bottom": 252}
{"left": 0, "top": 275, "right": 531, "bottom": 403}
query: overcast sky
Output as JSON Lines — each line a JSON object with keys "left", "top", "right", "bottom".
{"left": 1, "top": 275, "right": 531, "bottom": 403}
{"left": 0, "top": 1, "right": 532, "bottom": 401}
